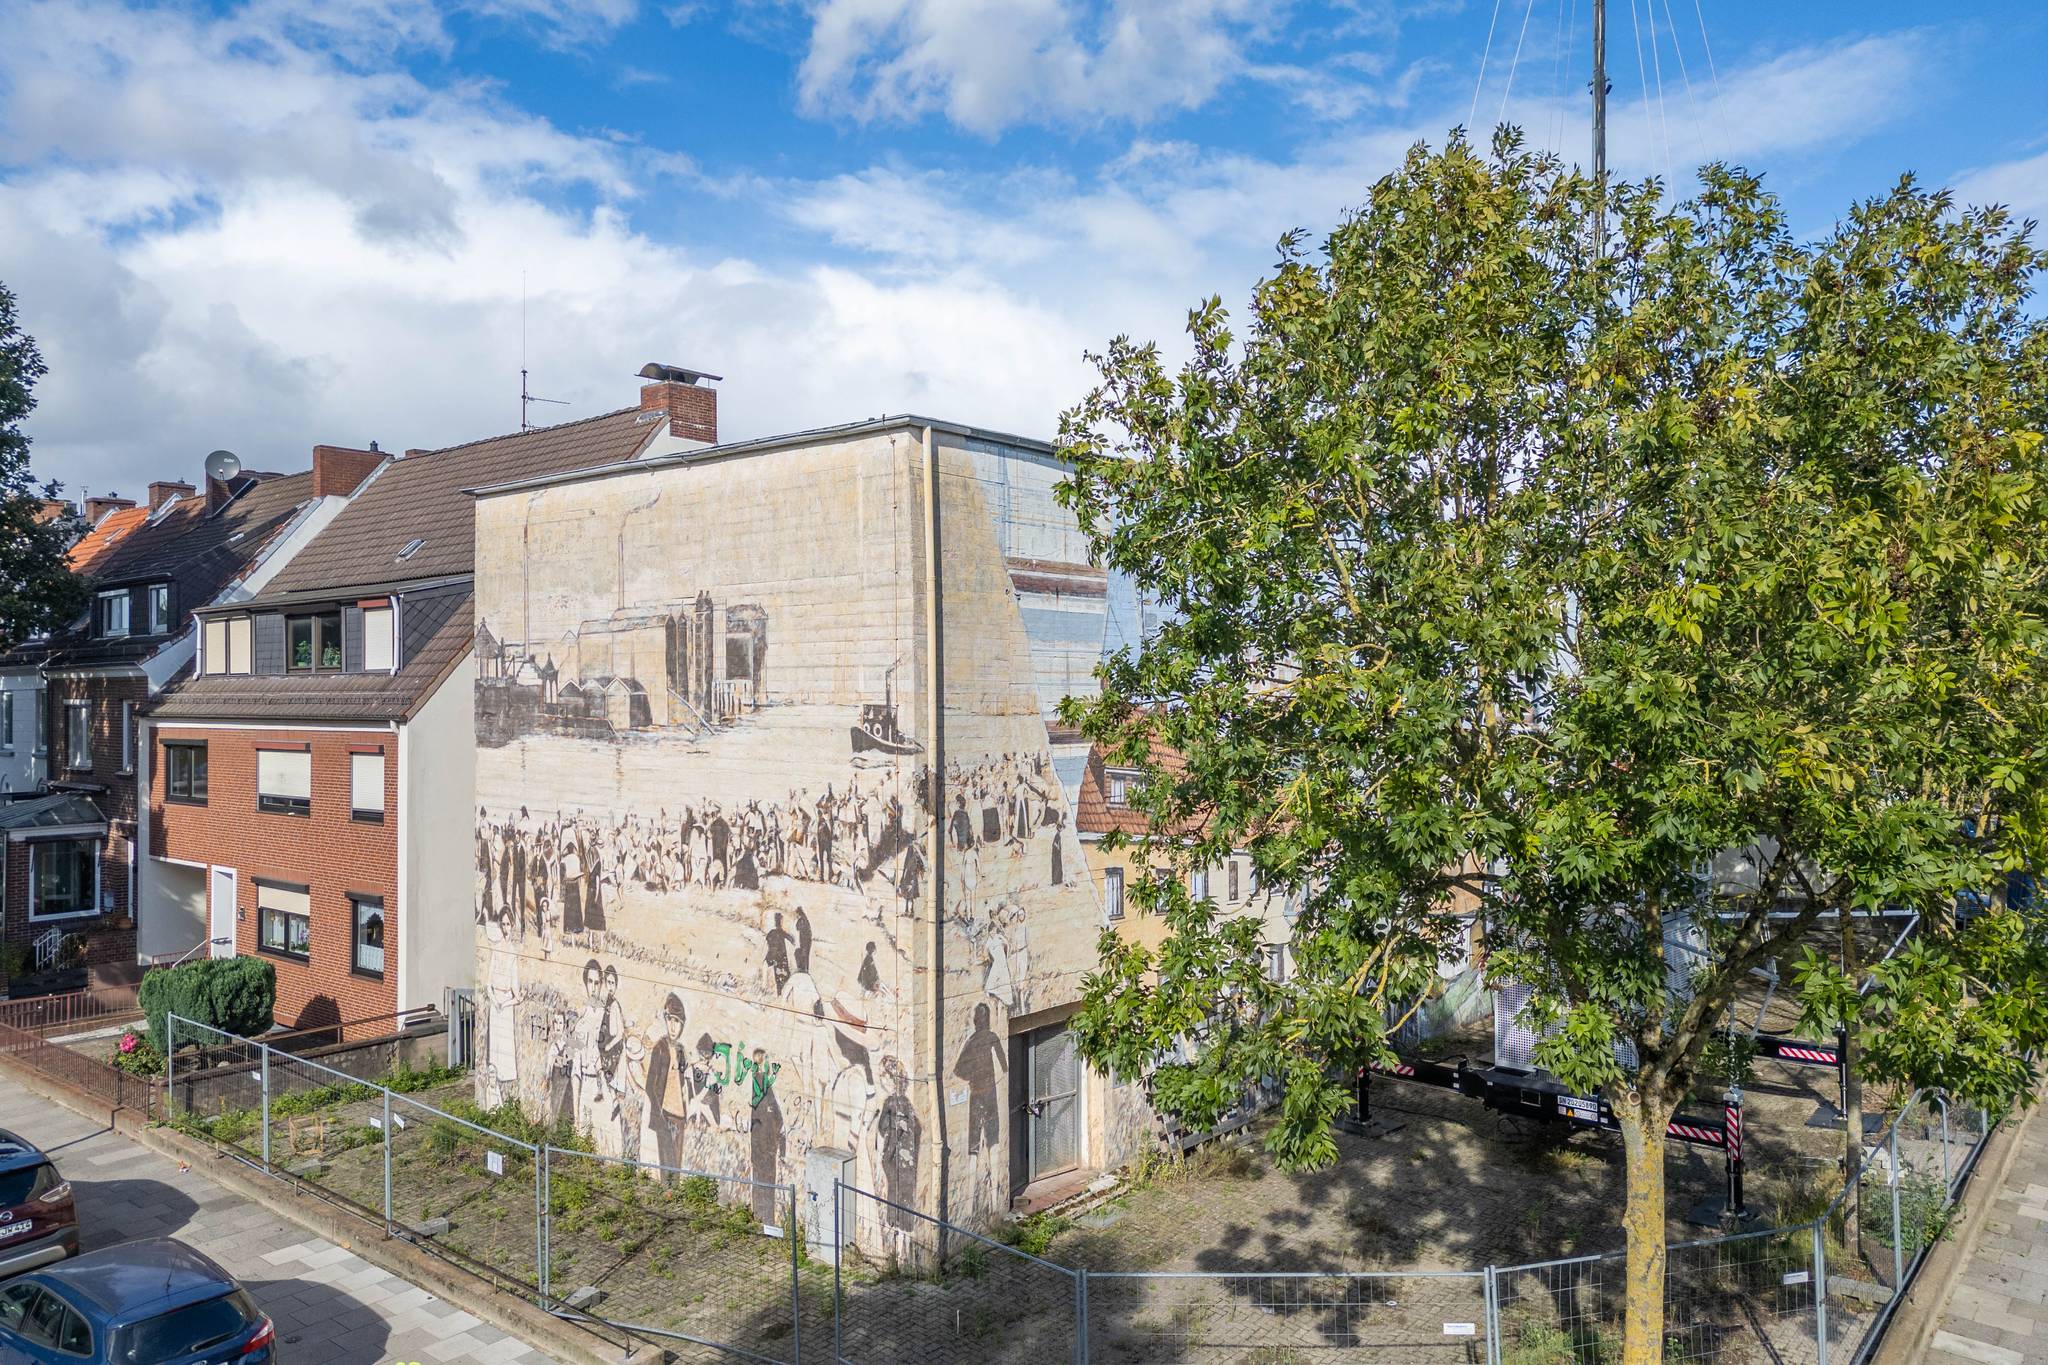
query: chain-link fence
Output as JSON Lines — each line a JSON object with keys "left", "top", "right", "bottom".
{"left": 1085, "top": 1268, "right": 1488, "bottom": 1363}
{"left": 159, "top": 1014, "right": 2011, "bottom": 1365}
{"left": 833, "top": 1184, "right": 1081, "bottom": 1365}
{"left": 541, "top": 1149, "right": 803, "bottom": 1361}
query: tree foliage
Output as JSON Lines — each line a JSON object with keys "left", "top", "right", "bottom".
{"left": 1056, "top": 130, "right": 2048, "bottom": 1359}
{"left": 0, "top": 281, "right": 87, "bottom": 647}
{"left": 142, "top": 956, "right": 278, "bottom": 1053}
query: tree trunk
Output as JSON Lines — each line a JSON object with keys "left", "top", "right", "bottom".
{"left": 1840, "top": 913, "right": 1863, "bottom": 1246}
{"left": 1618, "top": 1094, "right": 1674, "bottom": 1365}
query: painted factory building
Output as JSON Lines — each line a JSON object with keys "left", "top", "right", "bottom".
{"left": 469, "top": 415, "right": 1163, "bottom": 1253}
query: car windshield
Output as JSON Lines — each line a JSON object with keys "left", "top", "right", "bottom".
{"left": 118, "top": 1289, "right": 257, "bottom": 1362}
{"left": 0, "top": 1164, "right": 45, "bottom": 1207}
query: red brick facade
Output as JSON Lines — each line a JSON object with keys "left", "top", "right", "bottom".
{"left": 151, "top": 723, "right": 400, "bottom": 1030}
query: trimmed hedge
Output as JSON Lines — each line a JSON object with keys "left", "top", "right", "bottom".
{"left": 141, "top": 957, "right": 276, "bottom": 1052}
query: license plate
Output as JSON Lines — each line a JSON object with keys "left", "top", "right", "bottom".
{"left": 0, "top": 1220, "right": 34, "bottom": 1242}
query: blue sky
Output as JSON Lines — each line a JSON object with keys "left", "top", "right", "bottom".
{"left": 4, "top": 0, "right": 2045, "bottom": 495}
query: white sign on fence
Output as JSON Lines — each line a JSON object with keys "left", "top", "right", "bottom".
{"left": 1783, "top": 1270, "right": 1811, "bottom": 1286}
{"left": 486, "top": 1150, "right": 505, "bottom": 1177}
{"left": 1444, "top": 1323, "right": 1477, "bottom": 1336}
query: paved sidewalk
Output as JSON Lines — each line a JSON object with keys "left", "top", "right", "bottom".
{"left": 1929, "top": 1098, "right": 2048, "bottom": 1365}
{"left": 0, "top": 1070, "right": 556, "bottom": 1365}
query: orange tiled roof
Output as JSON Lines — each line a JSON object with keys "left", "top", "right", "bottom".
{"left": 65, "top": 506, "right": 150, "bottom": 575}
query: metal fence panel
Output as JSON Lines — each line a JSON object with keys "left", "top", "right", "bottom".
{"left": 263, "top": 1050, "right": 392, "bottom": 1221}
{"left": 165, "top": 1015, "right": 266, "bottom": 1164}
{"left": 541, "top": 1149, "right": 805, "bottom": 1362}
{"left": 387, "top": 1092, "right": 541, "bottom": 1296}
{"left": 1663, "top": 1227, "right": 1822, "bottom": 1365}
{"left": 1086, "top": 1269, "right": 1489, "bottom": 1363}
{"left": 1493, "top": 1251, "right": 1626, "bottom": 1364}
{"left": 834, "top": 1184, "right": 1079, "bottom": 1365}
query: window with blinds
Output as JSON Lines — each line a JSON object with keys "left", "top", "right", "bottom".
{"left": 363, "top": 606, "right": 395, "bottom": 672}
{"left": 350, "top": 750, "right": 384, "bottom": 821}
{"left": 256, "top": 749, "right": 311, "bottom": 816}
{"left": 258, "top": 881, "right": 311, "bottom": 959}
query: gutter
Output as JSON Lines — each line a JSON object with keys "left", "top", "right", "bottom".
{"left": 922, "top": 423, "right": 951, "bottom": 1261}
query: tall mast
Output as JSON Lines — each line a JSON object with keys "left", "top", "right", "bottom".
{"left": 1591, "top": 0, "right": 1608, "bottom": 254}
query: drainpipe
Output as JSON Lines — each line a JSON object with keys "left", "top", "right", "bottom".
{"left": 923, "top": 424, "right": 950, "bottom": 1262}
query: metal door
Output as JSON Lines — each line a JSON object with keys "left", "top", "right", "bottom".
{"left": 208, "top": 867, "right": 236, "bottom": 957}
{"left": 1027, "top": 1025, "right": 1080, "bottom": 1182}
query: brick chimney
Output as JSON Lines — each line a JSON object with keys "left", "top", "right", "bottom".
{"left": 147, "top": 480, "right": 195, "bottom": 512}
{"left": 637, "top": 362, "right": 719, "bottom": 444}
{"left": 204, "top": 476, "right": 240, "bottom": 514}
{"left": 311, "top": 444, "right": 385, "bottom": 498}
{"left": 83, "top": 494, "right": 136, "bottom": 524}
{"left": 33, "top": 499, "right": 75, "bottom": 525}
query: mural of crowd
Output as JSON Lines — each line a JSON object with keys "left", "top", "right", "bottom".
{"left": 475, "top": 747, "right": 1075, "bottom": 1229}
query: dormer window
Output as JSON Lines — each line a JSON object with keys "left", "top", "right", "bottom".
{"left": 1106, "top": 767, "right": 1141, "bottom": 807}
{"left": 288, "top": 611, "right": 342, "bottom": 671}
{"left": 363, "top": 603, "right": 395, "bottom": 671}
{"left": 96, "top": 590, "right": 129, "bottom": 639}
{"left": 202, "top": 615, "right": 252, "bottom": 675}
{"left": 145, "top": 583, "right": 170, "bottom": 634}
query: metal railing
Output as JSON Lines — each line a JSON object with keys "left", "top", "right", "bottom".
{"left": 154, "top": 1011, "right": 2008, "bottom": 1365}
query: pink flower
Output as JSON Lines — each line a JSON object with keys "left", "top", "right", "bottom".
{"left": 118, "top": 1033, "right": 138, "bottom": 1054}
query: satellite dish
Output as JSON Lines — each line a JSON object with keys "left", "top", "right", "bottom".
{"left": 204, "top": 450, "right": 242, "bottom": 483}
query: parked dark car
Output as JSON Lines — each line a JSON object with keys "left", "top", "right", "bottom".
{"left": 0, "top": 1131, "right": 76, "bottom": 1278}
{"left": 0, "top": 1238, "right": 275, "bottom": 1364}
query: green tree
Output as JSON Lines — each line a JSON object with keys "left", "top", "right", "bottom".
{"left": 0, "top": 281, "right": 88, "bottom": 647}
{"left": 1056, "top": 131, "right": 2048, "bottom": 1363}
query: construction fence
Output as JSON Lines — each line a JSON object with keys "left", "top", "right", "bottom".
{"left": 161, "top": 1013, "right": 2000, "bottom": 1364}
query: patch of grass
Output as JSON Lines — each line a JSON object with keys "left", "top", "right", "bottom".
{"left": 999, "top": 1212, "right": 1069, "bottom": 1258}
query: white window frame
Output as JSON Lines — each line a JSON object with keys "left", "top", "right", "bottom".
{"left": 227, "top": 616, "right": 252, "bottom": 674}
{"left": 1103, "top": 865, "right": 1124, "bottom": 921}
{"left": 119, "top": 701, "right": 133, "bottom": 773}
{"left": 146, "top": 583, "right": 170, "bottom": 634}
{"left": 362, "top": 605, "right": 395, "bottom": 672}
{"left": 1, "top": 692, "right": 12, "bottom": 751}
{"left": 27, "top": 838, "right": 102, "bottom": 922}
{"left": 96, "top": 590, "right": 129, "bottom": 639}
{"left": 202, "top": 619, "right": 227, "bottom": 675}
{"left": 349, "top": 749, "right": 385, "bottom": 822}
{"left": 64, "top": 700, "right": 90, "bottom": 771}
{"left": 1190, "top": 867, "right": 1209, "bottom": 902}
{"left": 1106, "top": 769, "right": 1138, "bottom": 807}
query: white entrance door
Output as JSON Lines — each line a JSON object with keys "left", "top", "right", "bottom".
{"left": 208, "top": 867, "right": 236, "bottom": 958}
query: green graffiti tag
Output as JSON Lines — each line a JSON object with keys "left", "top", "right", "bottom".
{"left": 712, "top": 1042, "right": 781, "bottom": 1106}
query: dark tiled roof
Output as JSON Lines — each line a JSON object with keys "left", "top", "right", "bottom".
{"left": 4, "top": 474, "right": 317, "bottom": 669}
{"left": 146, "top": 586, "right": 474, "bottom": 725}
{"left": 261, "top": 408, "right": 657, "bottom": 599}
{"left": 0, "top": 793, "right": 106, "bottom": 833}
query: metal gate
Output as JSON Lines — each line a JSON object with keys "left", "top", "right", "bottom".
{"left": 1027, "top": 1024, "right": 1080, "bottom": 1182}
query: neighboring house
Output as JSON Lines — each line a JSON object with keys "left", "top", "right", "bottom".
{"left": 1074, "top": 739, "right": 1297, "bottom": 980}
{"left": 468, "top": 411, "right": 1172, "bottom": 1258}
{"left": 0, "top": 462, "right": 371, "bottom": 979}
{"left": 141, "top": 368, "right": 719, "bottom": 1032}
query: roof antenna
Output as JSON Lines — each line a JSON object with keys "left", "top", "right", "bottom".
{"left": 520, "top": 271, "right": 567, "bottom": 432}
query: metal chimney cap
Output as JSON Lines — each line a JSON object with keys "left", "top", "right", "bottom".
{"left": 637, "top": 362, "right": 721, "bottom": 386}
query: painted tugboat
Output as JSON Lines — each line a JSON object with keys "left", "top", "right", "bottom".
{"left": 852, "top": 660, "right": 923, "bottom": 756}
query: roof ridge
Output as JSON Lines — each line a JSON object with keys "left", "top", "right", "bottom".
{"left": 402, "top": 405, "right": 640, "bottom": 460}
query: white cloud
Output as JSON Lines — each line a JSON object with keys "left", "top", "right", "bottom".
{"left": 793, "top": 0, "right": 1290, "bottom": 134}
{"left": 1953, "top": 147, "right": 2048, "bottom": 226}
{"left": 0, "top": 0, "right": 1961, "bottom": 506}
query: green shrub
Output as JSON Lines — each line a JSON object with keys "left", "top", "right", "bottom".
{"left": 142, "top": 958, "right": 276, "bottom": 1052}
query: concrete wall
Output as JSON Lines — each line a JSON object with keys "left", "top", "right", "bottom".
{"left": 401, "top": 653, "right": 477, "bottom": 1014}
{"left": 140, "top": 857, "right": 207, "bottom": 962}
{"left": 472, "top": 423, "right": 1155, "bottom": 1253}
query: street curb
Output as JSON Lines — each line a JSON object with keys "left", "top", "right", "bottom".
{"left": 0, "top": 1055, "right": 666, "bottom": 1365}
{"left": 1870, "top": 1091, "right": 2042, "bottom": 1365}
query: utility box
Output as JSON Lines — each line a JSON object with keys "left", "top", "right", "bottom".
{"left": 804, "top": 1146, "right": 857, "bottom": 1265}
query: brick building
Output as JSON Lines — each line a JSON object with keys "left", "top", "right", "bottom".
{"left": 0, "top": 461, "right": 368, "bottom": 980}
{"left": 142, "top": 370, "right": 718, "bottom": 1029}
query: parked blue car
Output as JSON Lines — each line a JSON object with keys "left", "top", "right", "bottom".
{"left": 0, "top": 1238, "right": 275, "bottom": 1364}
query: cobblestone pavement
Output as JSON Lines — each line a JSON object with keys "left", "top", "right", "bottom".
{"left": 0, "top": 1071, "right": 556, "bottom": 1365}
{"left": 1928, "top": 1095, "right": 2048, "bottom": 1365}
